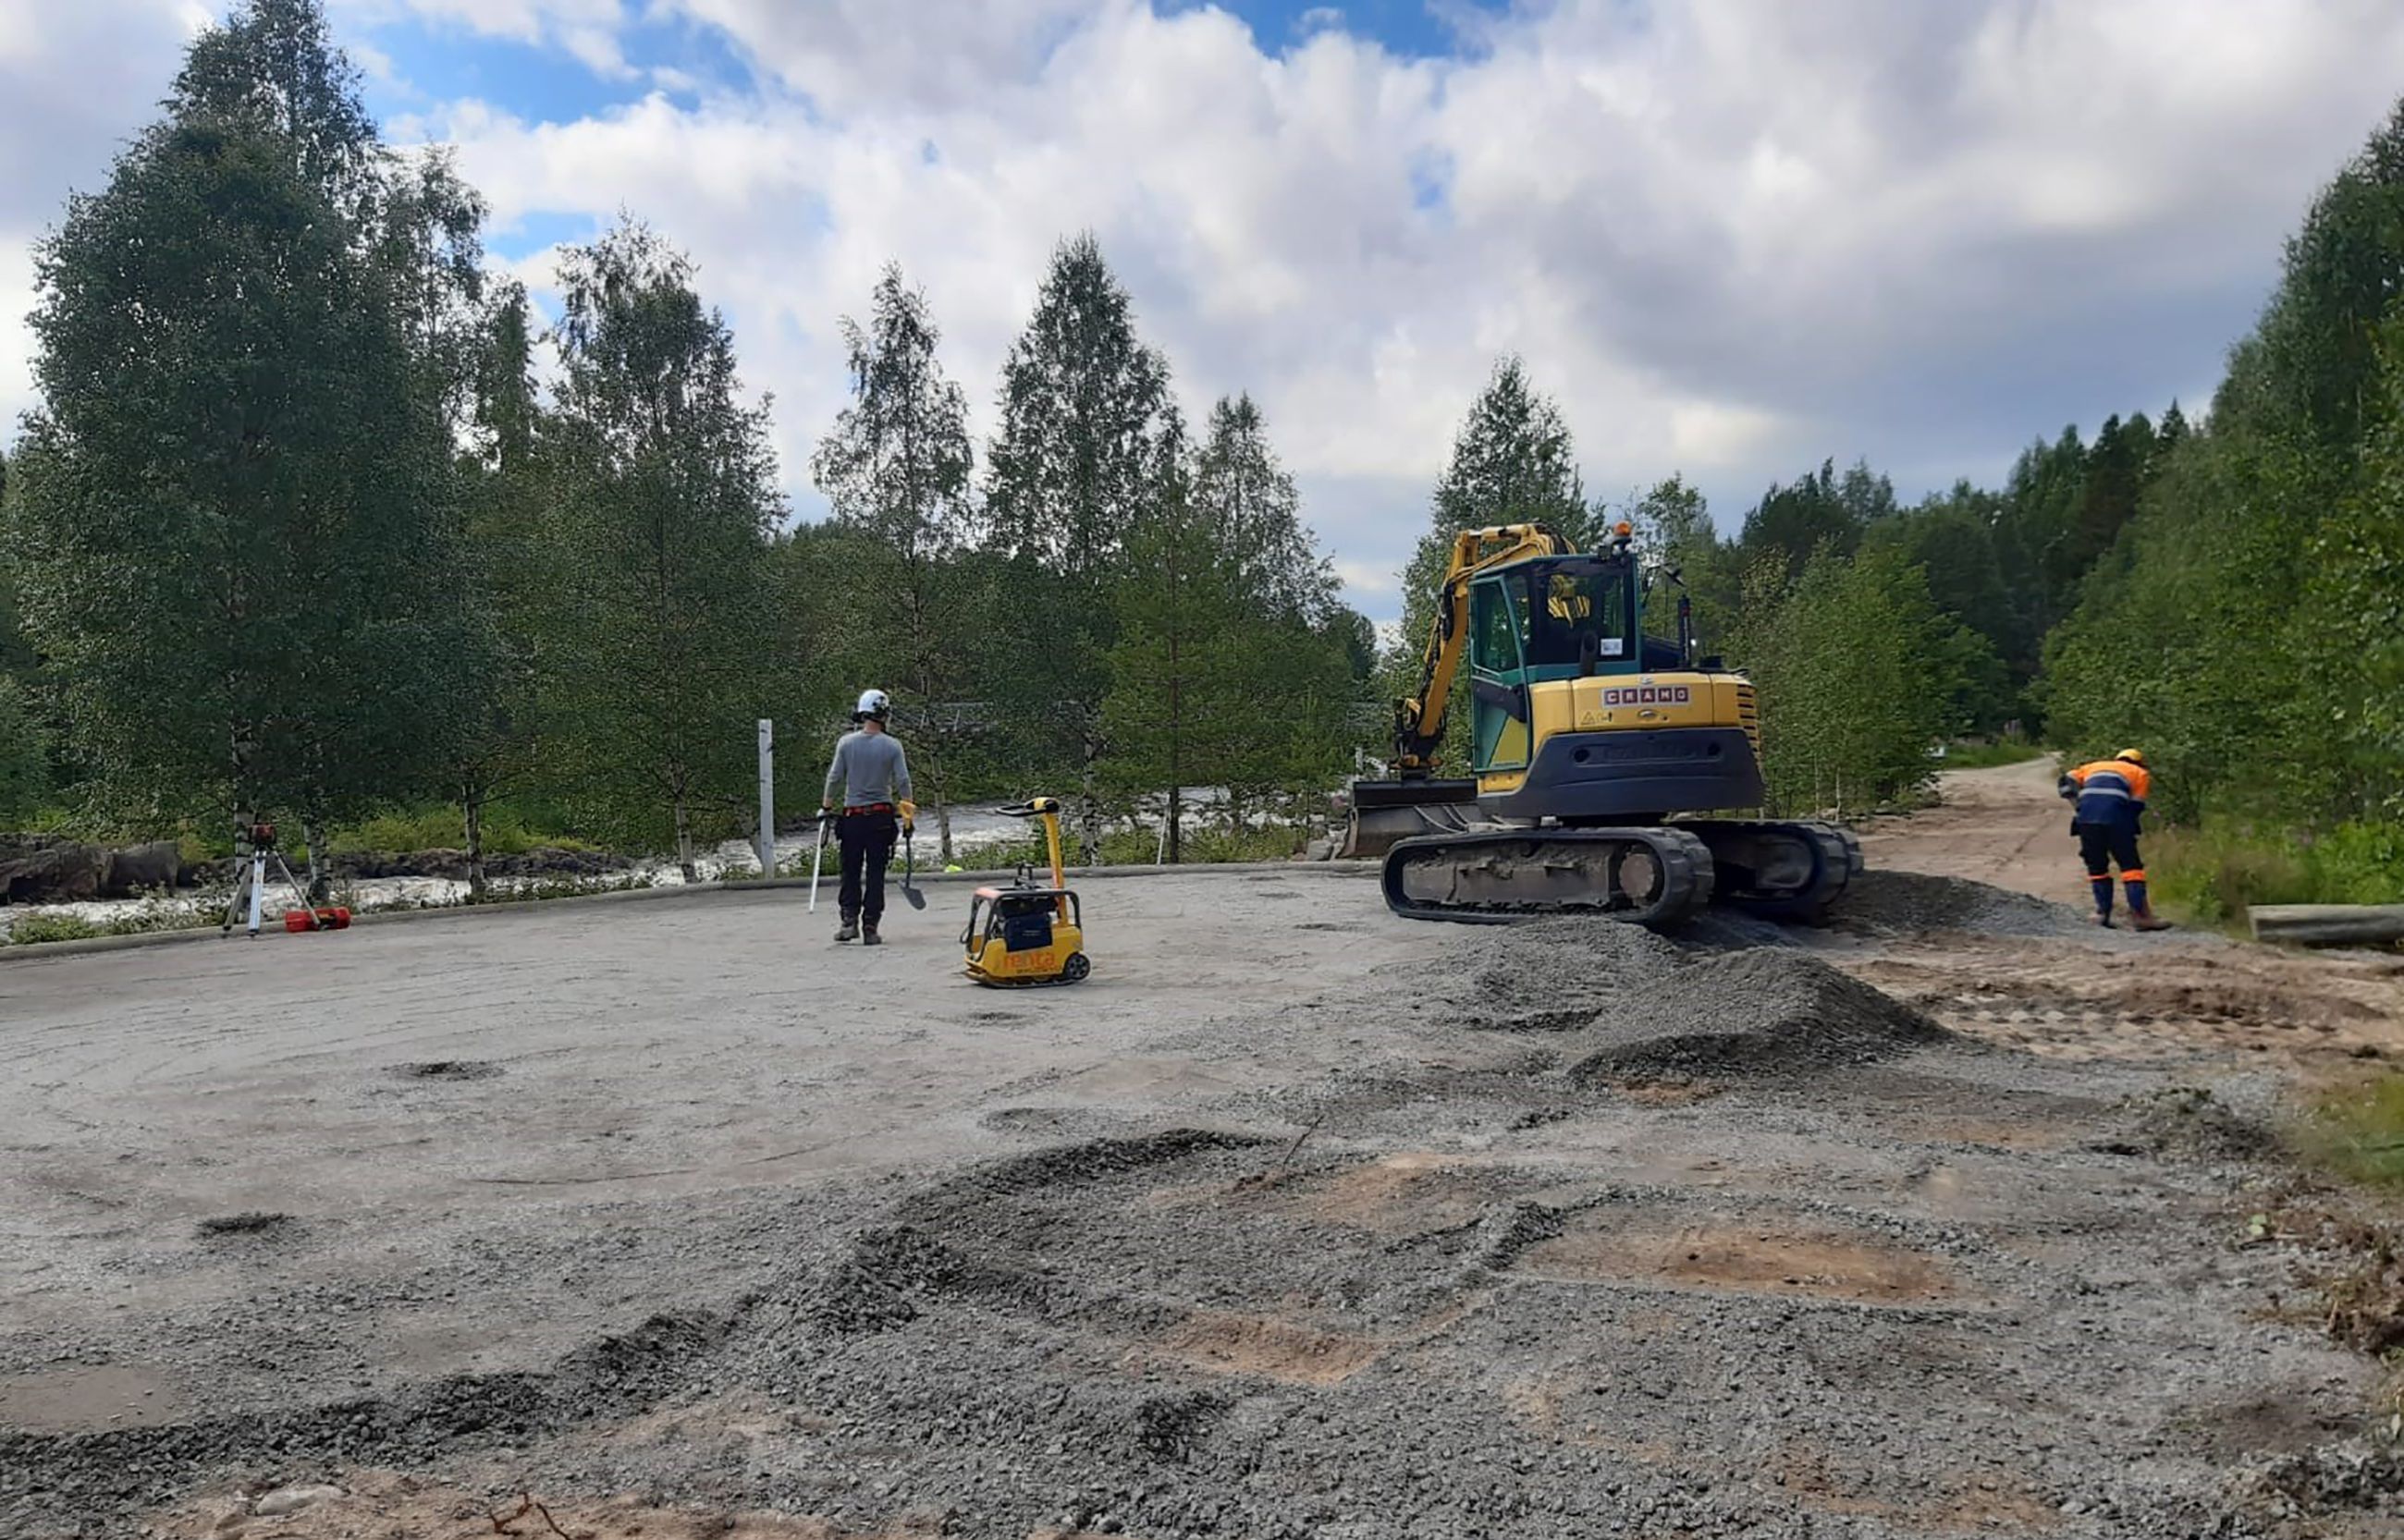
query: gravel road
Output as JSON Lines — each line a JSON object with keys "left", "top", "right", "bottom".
{"left": 4, "top": 809, "right": 2402, "bottom": 1538}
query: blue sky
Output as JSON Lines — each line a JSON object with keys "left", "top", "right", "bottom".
{"left": 7, "top": 1, "right": 2404, "bottom": 625}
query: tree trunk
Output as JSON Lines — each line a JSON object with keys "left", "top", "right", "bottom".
{"left": 1079, "top": 733, "right": 1102, "bottom": 865}
{"left": 301, "top": 816, "right": 330, "bottom": 904}
{"left": 924, "top": 739, "right": 953, "bottom": 865}
{"left": 674, "top": 795, "right": 696, "bottom": 883}
{"left": 2249, "top": 904, "right": 2404, "bottom": 947}
{"left": 463, "top": 788, "right": 487, "bottom": 901}
{"left": 1167, "top": 786, "right": 1182, "bottom": 865}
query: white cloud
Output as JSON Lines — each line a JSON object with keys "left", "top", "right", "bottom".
{"left": 10, "top": 0, "right": 2404, "bottom": 626}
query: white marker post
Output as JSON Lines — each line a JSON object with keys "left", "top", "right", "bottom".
{"left": 756, "top": 718, "right": 776, "bottom": 876}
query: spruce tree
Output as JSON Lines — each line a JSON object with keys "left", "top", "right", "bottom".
{"left": 1386, "top": 357, "right": 1588, "bottom": 771}
{"left": 812, "top": 264, "right": 982, "bottom": 860}
{"left": 983, "top": 234, "right": 1181, "bottom": 858}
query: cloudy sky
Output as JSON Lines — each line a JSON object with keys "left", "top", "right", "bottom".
{"left": 6, "top": 0, "right": 2404, "bottom": 622}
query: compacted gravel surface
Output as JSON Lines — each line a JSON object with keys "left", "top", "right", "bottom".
{"left": 4, "top": 842, "right": 2402, "bottom": 1539}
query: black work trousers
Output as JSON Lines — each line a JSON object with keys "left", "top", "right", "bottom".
{"left": 836, "top": 810, "right": 899, "bottom": 924}
{"left": 2076, "top": 819, "right": 2141, "bottom": 879}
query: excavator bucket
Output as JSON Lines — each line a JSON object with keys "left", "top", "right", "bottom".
{"left": 1336, "top": 777, "right": 1478, "bottom": 859}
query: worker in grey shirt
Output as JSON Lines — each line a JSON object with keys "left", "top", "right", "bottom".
{"left": 820, "top": 688, "right": 915, "bottom": 944}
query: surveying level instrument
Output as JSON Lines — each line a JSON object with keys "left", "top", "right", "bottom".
{"left": 219, "top": 820, "right": 350, "bottom": 939}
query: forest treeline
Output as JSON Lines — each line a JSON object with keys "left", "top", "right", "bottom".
{"left": 1, "top": 0, "right": 2399, "bottom": 903}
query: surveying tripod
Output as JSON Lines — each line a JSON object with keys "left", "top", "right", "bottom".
{"left": 220, "top": 820, "right": 319, "bottom": 938}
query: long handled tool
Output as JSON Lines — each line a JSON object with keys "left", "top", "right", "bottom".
{"left": 807, "top": 811, "right": 829, "bottom": 912}
{"left": 900, "top": 827, "right": 926, "bottom": 911}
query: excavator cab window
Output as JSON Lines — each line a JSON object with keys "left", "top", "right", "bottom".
{"left": 1470, "top": 580, "right": 1525, "bottom": 675}
{"left": 1521, "top": 560, "right": 1633, "bottom": 671}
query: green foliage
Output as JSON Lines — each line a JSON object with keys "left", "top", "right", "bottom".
{"left": 2045, "top": 100, "right": 2404, "bottom": 828}
{"left": 1100, "top": 394, "right": 1354, "bottom": 859}
{"left": 1736, "top": 458, "right": 1895, "bottom": 584}
{"left": 324, "top": 802, "right": 588, "bottom": 858}
{"left": 981, "top": 234, "right": 1184, "bottom": 857}
{"left": 0, "top": 678, "right": 49, "bottom": 826}
{"left": 1737, "top": 544, "right": 1969, "bottom": 815}
{"left": 808, "top": 263, "right": 987, "bottom": 860}
{"left": 2146, "top": 818, "right": 2404, "bottom": 925}
{"left": 4, "top": 0, "right": 481, "bottom": 844}
{"left": 541, "top": 219, "right": 786, "bottom": 877}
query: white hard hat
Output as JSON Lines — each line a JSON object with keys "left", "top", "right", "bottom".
{"left": 854, "top": 688, "right": 890, "bottom": 720}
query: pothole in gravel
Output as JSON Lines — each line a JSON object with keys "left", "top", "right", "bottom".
{"left": 1513, "top": 1215, "right": 1961, "bottom": 1304}
{"left": 195, "top": 1210, "right": 291, "bottom": 1238}
{"left": 391, "top": 1060, "right": 501, "bottom": 1082}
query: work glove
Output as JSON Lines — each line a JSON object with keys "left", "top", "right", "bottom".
{"left": 816, "top": 803, "right": 833, "bottom": 824}
{"left": 899, "top": 799, "right": 917, "bottom": 834}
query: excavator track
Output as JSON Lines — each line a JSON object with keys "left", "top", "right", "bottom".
{"left": 1680, "top": 819, "right": 1861, "bottom": 923}
{"left": 1380, "top": 825, "right": 1716, "bottom": 929}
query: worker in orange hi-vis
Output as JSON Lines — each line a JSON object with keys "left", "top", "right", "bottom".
{"left": 2058, "top": 749, "right": 2169, "bottom": 931}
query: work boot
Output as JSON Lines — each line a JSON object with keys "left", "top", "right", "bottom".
{"left": 835, "top": 916, "right": 859, "bottom": 943}
{"left": 2131, "top": 911, "right": 2171, "bottom": 933}
{"left": 862, "top": 923, "right": 882, "bottom": 947}
{"left": 2091, "top": 912, "right": 2116, "bottom": 929}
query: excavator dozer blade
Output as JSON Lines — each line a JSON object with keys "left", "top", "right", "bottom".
{"left": 1336, "top": 778, "right": 1478, "bottom": 860}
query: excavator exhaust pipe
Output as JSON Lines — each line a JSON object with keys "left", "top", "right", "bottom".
{"left": 1335, "top": 777, "right": 1478, "bottom": 859}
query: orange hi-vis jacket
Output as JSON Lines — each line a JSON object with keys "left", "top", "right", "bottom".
{"left": 2061, "top": 759, "right": 2152, "bottom": 826}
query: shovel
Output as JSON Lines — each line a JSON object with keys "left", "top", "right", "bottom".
{"left": 900, "top": 826, "right": 927, "bottom": 911}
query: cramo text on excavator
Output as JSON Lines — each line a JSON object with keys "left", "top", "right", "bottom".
{"left": 1341, "top": 519, "right": 1860, "bottom": 927}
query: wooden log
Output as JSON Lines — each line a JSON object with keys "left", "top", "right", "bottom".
{"left": 2248, "top": 903, "right": 2404, "bottom": 947}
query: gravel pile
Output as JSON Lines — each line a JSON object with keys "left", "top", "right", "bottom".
{"left": 1835, "top": 868, "right": 2100, "bottom": 938}
{"left": 1568, "top": 947, "right": 1956, "bottom": 1082}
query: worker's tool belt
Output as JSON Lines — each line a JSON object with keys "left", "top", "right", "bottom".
{"left": 842, "top": 802, "right": 896, "bottom": 816}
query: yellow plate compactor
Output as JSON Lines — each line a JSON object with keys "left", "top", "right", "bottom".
{"left": 962, "top": 797, "right": 1090, "bottom": 986}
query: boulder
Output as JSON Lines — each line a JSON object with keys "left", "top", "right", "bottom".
{"left": 100, "top": 839, "right": 187, "bottom": 897}
{"left": 0, "top": 840, "right": 101, "bottom": 904}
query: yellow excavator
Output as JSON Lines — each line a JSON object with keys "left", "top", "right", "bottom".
{"left": 1341, "top": 519, "right": 1859, "bottom": 927}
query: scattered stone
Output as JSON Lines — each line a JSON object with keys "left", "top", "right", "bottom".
{"left": 251, "top": 1485, "right": 342, "bottom": 1518}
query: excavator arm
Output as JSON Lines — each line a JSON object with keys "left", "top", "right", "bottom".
{"left": 1391, "top": 522, "right": 1576, "bottom": 776}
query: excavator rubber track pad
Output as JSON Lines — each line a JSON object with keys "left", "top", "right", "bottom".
{"left": 1679, "top": 819, "right": 1860, "bottom": 923}
{"left": 1380, "top": 825, "right": 1715, "bottom": 930}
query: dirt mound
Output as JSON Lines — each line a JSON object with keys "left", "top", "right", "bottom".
{"left": 1835, "top": 868, "right": 2094, "bottom": 938}
{"left": 2096, "top": 1086, "right": 2276, "bottom": 1163}
{"left": 1568, "top": 948, "right": 1956, "bottom": 1082}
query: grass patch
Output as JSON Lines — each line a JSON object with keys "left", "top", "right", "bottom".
{"left": 2147, "top": 817, "right": 2404, "bottom": 929}
{"left": 2298, "top": 1074, "right": 2404, "bottom": 1190}
{"left": 326, "top": 802, "right": 595, "bottom": 858}
{"left": 1939, "top": 739, "right": 2044, "bottom": 769}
